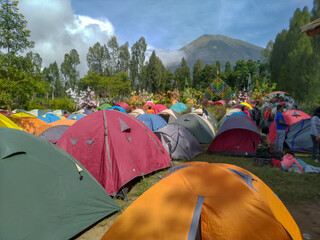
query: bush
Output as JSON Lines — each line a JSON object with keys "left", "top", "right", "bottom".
{"left": 49, "top": 98, "right": 78, "bottom": 112}
{"left": 26, "top": 100, "right": 45, "bottom": 111}
{"left": 206, "top": 105, "right": 226, "bottom": 122}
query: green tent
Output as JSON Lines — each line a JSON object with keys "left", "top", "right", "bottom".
{"left": 172, "top": 113, "right": 215, "bottom": 144}
{"left": 0, "top": 128, "right": 119, "bottom": 240}
{"left": 96, "top": 103, "right": 112, "bottom": 110}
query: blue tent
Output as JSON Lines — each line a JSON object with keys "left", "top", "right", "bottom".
{"left": 170, "top": 102, "right": 187, "bottom": 113}
{"left": 137, "top": 113, "right": 167, "bottom": 132}
{"left": 67, "top": 114, "right": 86, "bottom": 121}
{"left": 37, "top": 113, "right": 61, "bottom": 123}
{"left": 106, "top": 106, "right": 127, "bottom": 113}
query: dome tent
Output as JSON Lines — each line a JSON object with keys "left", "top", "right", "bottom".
{"left": 0, "top": 128, "right": 119, "bottom": 240}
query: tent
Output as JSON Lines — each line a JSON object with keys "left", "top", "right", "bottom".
{"left": 52, "top": 109, "right": 70, "bottom": 116}
{"left": 268, "top": 110, "right": 312, "bottom": 152}
{"left": 67, "top": 113, "right": 86, "bottom": 121}
{"left": 192, "top": 108, "right": 219, "bottom": 132}
{"left": 0, "top": 128, "right": 119, "bottom": 240}
{"left": 208, "top": 114, "right": 260, "bottom": 157}
{"left": 218, "top": 108, "right": 241, "bottom": 128}
{"left": 153, "top": 104, "right": 168, "bottom": 114}
{"left": 10, "top": 112, "right": 36, "bottom": 118}
{"left": 96, "top": 103, "right": 112, "bottom": 110}
{"left": 115, "top": 102, "right": 130, "bottom": 112}
{"left": 57, "top": 109, "right": 170, "bottom": 196}
{"left": 172, "top": 113, "right": 215, "bottom": 144}
{"left": 26, "top": 109, "right": 46, "bottom": 117}
{"left": 170, "top": 102, "right": 187, "bottom": 113}
{"left": 37, "top": 113, "right": 63, "bottom": 123}
{"left": 143, "top": 101, "right": 155, "bottom": 110}
{"left": 106, "top": 106, "right": 127, "bottom": 113}
{"left": 0, "top": 114, "right": 22, "bottom": 130}
{"left": 39, "top": 125, "right": 70, "bottom": 143}
{"left": 11, "top": 117, "right": 46, "bottom": 134}
{"left": 129, "top": 108, "right": 145, "bottom": 118}
{"left": 155, "top": 124, "right": 204, "bottom": 159}
{"left": 12, "top": 109, "right": 26, "bottom": 113}
{"left": 214, "top": 99, "right": 226, "bottom": 106}
{"left": 158, "top": 109, "right": 180, "bottom": 124}
{"left": 137, "top": 113, "right": 168, "bottom": 132}
{"left": 102, "top": 162, "right": 302, "bottom": 240}
{"left": 34, "top": 119, "right": 76, "bottom": 136}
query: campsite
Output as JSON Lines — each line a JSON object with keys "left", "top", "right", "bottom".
{"left": 1, "top": 0, "right": 320, "bottom": 240}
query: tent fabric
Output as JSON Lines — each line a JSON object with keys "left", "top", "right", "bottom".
{"left": 106, "top": 106, "right": 127, "bottom": 113}
{"left": 115, "top": 102, "right": 130, "bottom": 112}
{"left": 143, "top": 101, "right": 155, "bottom": 110}
{"left": 268, "top": 110, "right": 311, "bottom": 144}
{"left": 26, "top": 109, "right": 46, "bottom": 117}
{"left": 218, "top": 108, "right": 241, "bottom": 128}
{"left": 57, "top": 109, "right": 171, "bottom": 195}
{"left": 155, "top": 124, "right": 204, "bottom": 159}
{"left": 0, "top": 114, "right": 22, "bottom": 130}
{"left": 137, "top": 113, "right": 168, "bottom": 132}
{"left": 0, "top": 128, "right": 119, "bottom": 240}
{"left": 37, "top": 113, "right": 63, "bottom": 123}
{"left": 153, "top": 104, "right": 168, "bottom": 114}
{"left": 39, "top": 125, "right": 70, "bottom": 143}
{"left": 240, "top": 102, "right": 253, "bottom": 109}
{"left": 96, "top": 103, "right": 112, "bottom": 110}
{"left": 11, "top": 117, "right": 46, "bottom": 134}
{"left": 192, "top": 108, "right": 219, "bottom": 131}
{"left": 34, "top": 119, "right": 76, "bottom": 136}
{"left": 172, "top": 113, "right": 215, "bottom": 144}
{"left": 208, "top": 114, "right": 261, "bottom": 156}
{"left": 285, "top": 119, "right": 313, "bottom": 152}
{"left": 52, "top": 109, "right": 70, "bottom": 116}
{"left": 12, "top": 109, "right": 26, "bottom": 113}
{"left": 129, "top": 109, "right": 145, "bottom": 118}
{"left": 102, "top": 162, "right": 302, "bottom": 240}
{"left": 9, "top": 112, "right": 36, "bottom": 118}
{"left": 158, "top": 109, "right": 180, "bottom": 124}
{"left": 67, "top": 113, "right": 86, "bottom": 121}
{"left": 170, "top": 102, "right": 187, "bottom": 113}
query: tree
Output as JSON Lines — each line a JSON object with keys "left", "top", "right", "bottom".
{"left": 192, "top": 59, "right": 203, "bottom": 90}
{"left": 215, "top": 61, "right": 221, "bottom": 73}
{"left": 174, "top": 57, "right": 191, "bottom": 91}
{"left": 224, "top": 61, "right": 232, "bottom": 75}
{"left": 86, "top": 42, "right": 110, "bottom": 76}
{"left": 199, "top": 64, "right": 217, "bottom": 90}
{"left": 42, "top": 62, "right": 62, "bottom": 99}
{"left": 107, "top": 36, "right": 119, "bottom": 75}
{"left": 129, "top": 37, "right": 147, "bottom": 89}
{"left": 118, "top": 42, "right": 130, "bottom": 73}
{"left": 145, "top": 50, "right": 166, "bottom": 93}
{"left": 0, "top": 0, "right": 46, "bottom": 112}
{"left": 61, "top": 49, "right": 80, "bottom": 91}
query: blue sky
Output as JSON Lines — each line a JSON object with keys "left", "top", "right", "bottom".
{"left": 71, "top": 0, "right": 314, "bottom": 49}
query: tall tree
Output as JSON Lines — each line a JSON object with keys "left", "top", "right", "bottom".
{"left": 199, "top": 64, "right": 217, "bottom": 90}
{"left": 86, "top": 42, "right": 110, "bottom": 76}
{"left": 43, "top": 62, "right": 62, "bottom": 99}
{"left": 224, "top": 61, "right": 232, "bottom": 75}
{"left": 215, "top": 61, "right": 221, "bottom": 73}
{"left": 129, "top": 37, "right": 147, "bottom": 89}
{"left": 0, "top": 0, "right": 46, "bottom": 111}
{"left": 174, "top": 57, "right": 191, "bottom": 91}
{"left": 192, "top": 59, "right": 203, "bottom": 90}
{"left": 61, "top": 49, "right": 80, "bottom": 91}
{"left": 118, "top": 42, "right": 130, "bottom": 73}
{"left": 145, "top": 50, "right": 166, "bottom": 93}
{"left": 107, "top": 36, "right": 119, "bottom": 75}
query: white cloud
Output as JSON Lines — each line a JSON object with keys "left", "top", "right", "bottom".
{"left": 146, "top": 45, "right": 186, "bottom": 68}
{"left": 19, "top": 0, "right": 115, "bottom": 76}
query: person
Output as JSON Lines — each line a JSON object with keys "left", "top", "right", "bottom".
{"left": 64, "top": 111, "right": 69, "bottom": 118}
{"left": 264, "top": 106, "right": 274, "bottom": 127}
{"left": 310, "top": 107, "right": 320, "bottom": 162}
{"left": 202, "top": 108, "right": 209, "bottom": 119}
{"left": 241, "top": 106, "right": 250, "bottom": 117}
{"left": 251, "top": 103, "right": 261, "bottom": 127}
{"left": 256, "top": 134, "right": 271, "bottom": 159}
{"left": 281, "top": 150, "right": 304, "bottom": 173}
{"left": 274, "top": 104, "right": 289, "bottom": 152}
{"left": 146, "top": 105, "right": 155, "bottom": 114}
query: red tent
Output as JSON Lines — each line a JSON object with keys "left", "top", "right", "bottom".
{"left": 153, "top": 104, "right": 167, "bottom": 114}
{"left": 268, "top": 110, "right": 311, "bottom": 143}
{"left": 115, "top": 102, "right": 130, "bottom": 112}
{"left": 143, "top": 101, "right": 155, "bottom": 110}
{"left": 214, "top": 100, "right": 226, "bottom": 106}
{"left": 57, "top": 109, "right": 170, "bottom": 196}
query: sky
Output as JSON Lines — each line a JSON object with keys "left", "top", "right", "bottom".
{"left": 18, "top": 0, "right": 313, "bottom": 75}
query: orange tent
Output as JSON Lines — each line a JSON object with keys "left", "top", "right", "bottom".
{"left": 102, "top": 162, "right": 302, "bottom": 240}
{"left": 12, "top": 117, "right": 46, "bottom": 134}
{"left": 34, "top": 119, "right": 76, "bottom": 136}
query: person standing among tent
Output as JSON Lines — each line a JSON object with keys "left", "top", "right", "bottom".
{"left": 64, "top": 111, "right": 68, "bottom": 118}
{"left": 251, "top": 103, "right": 261, "bottom": 127}
{"left": 310, "top": 107, "right": 320, "bottom": 162}
{"left": 146, "top": 105, "right": 155, "bottom": 114}
{"left": 275, "top": 105, "right": 289, "bottom": 152}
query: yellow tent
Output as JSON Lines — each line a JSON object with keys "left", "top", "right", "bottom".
{"left": 0, "top": 114, "right": 22, "bottom": 130}
{"left": 10, "top": 112, "right": 36, "bottom": 118}
{"left": 240, "top": 101, "right": 253, "bottom": 109}
{"left": 102, "top": 162, "right": 302, "bottom": 240}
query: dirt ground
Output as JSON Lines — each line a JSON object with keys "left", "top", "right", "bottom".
{"left": 75, "top": 203, "right": 320, "bottom": 239}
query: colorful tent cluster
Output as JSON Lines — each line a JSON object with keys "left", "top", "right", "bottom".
{"left": 0, "top": 128, "right": 119, "bottom": 240}
{"left": 102, "top": 162, "right": 302, "bottom": 240}
{"left": 203, "top": 77, "right": 233, "bottom": 101}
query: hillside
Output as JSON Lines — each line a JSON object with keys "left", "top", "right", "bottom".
{"left": 170, "top": 34, "right": 263, "bottom": 71}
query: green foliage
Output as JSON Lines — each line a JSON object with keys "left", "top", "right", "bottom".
{"left": 49, "top": 98, "right": 77, "bottom": 113}
{"left": 61, "top": 49, "right": 80, "bottom": 91}
{"left": 86, "top": 42, "right": 110, "bottom": 76}
{"left": 206, "top": 105, "right": 226, "bottom": 122}
{"left": 174, "top": 57, "right": 191, "bottom": 91}
{"left": 27, "top": 99, "right": 45, "bottom": 111}
{"left": 192, "top": 59, "right": 203, "bottom": 90}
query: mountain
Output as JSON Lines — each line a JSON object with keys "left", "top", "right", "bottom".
{"left": 169, "top": 34, "right": 263, "bottom": 71}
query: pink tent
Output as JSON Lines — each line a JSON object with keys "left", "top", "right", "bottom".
{"left": 143, "top": 101, "right": 155, "bottom": 110}
{"left": 214, "top": 100, "right": 226, "bottom": 106}
{"left": 153, "top": 104, "right": 167, "bottom": 114}
{"left": 57, "top": 109, "right": 170, "bottom": 195}
{"left": 268, "top": 110, "right": 311, "bottom": 143}
{"left": 115, "top": 102, "right": 130, "bottom": 112}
